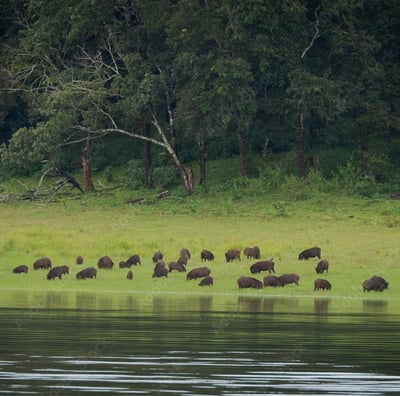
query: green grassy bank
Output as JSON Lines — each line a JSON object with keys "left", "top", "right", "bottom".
{"left": 0, "top": 187, "right": 399, "bottom": 305}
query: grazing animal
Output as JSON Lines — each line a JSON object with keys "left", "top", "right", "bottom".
{"left": 60, "top": 265, "right": 69, "bottom": 275}
{"left": 225, "top": 248, "right": 241, "bottom": 262}
{"left": 127, "top": 270, "right": 133, "bottom": 280}
{"left": 47, "top": 266, "right": 65, "bottom": 280}
{"left": 315, "top": 260, "right": 329, "bottom": 274}
{"left": 152, "top": 267, "right": 168, "bottom": 278}
{"left": 263, "top": 275, "right": 282, "bottom": 287}
{"left": 278, "top": 273, "right": 300, "bottom": 286}
{"left": 243, "top": 246, "right": 261, "bottom": 259}
{"left": 362, "top": 276, "right": 389, "bottom": 292}
{"left": 177, "top": 256, "right": 188, "bottom": 266}
{"left": 75, "top": 255, "right": 84, "bottom": 265}
{"left": 298, "top": 247, "right": 321, "bottom": 260}
{"left": 76, "top": 267, "right": 97, "bottom": 280}
{"left": 186, "top": 267, "right": 211, "bottom": 280}
{"left": 154, "top": 260, "right": 166, "bottom": 272}
{"left": 152, "top": 251, "right": 163, "bottom": 263}
{"left": 12, "top": 265, "right": 28, "bottom": 274}
{"left": 180, "top": 247, "right": 191, "bottom": 260}
{"left": 168, "top": 261, "right": 186, "bottom": 272}
{"left": 200, "top": 249, "right": 214, "bottom": 261}
{"left": 250, "top": 259, "right": 275, "bottom": 274}
{"left": 97, "top": 255, "right": 114, "bottom": 270}
{"left": 314, "top": 278, "right": 331, "bottom": 291}
{"left": 126, "top": 254, "right": 141, "bottom": 266}
{"left": 33, "top": 257, "right": 52, "bottom": 270}
{"left": 119, "top": 261, "right": 130, "bottom": 268}
{"left": 199, "top": 276, "right": 213, "bottom": 286}
{"left": 237, "top": 276, "right": 263, "bottom": 289}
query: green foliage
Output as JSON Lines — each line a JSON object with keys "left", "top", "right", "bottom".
{"left": 333, "top": 158, "right": 377, "bottom": 197}
{"left": 257, "top": 163, "right": 285, "bottom": 188}
{"left": 0, "top": 127, "right": 46, "bottom": 175}
{"left": 126, "top": 160, "right": 145, "bottom": 189}
{"left": 279, "top": 171, "right": 323, "bottom": 201}
{"left": 0, "top": 0, "right": 400, "bottom": 192}
{"left": 152, "top": 165, "right": 180, "bottom": 189}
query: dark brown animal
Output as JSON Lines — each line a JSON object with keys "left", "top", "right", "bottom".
{"left": 76, "top": 267, "right": 97, "bottom": 279}
{"left": 47, "top": 266, "right": 65, "bottom": 280}
{"left": 187, "top": 267, "right": 211, "bottom": 280}
{"left": 119, "top": 261, "right": 129, "bottom": 268}
{"left": 225, "top": 248, "right": 241, "bottom": 262}
{"left": 126, "top": 254, "right": 141, "bottom": 266}
{"left": 154, "top": 260, "right": 166, "bottom": 272}
{"left": 60, "top": 265, "right": 69, "bottom": 275}
{"left": 314, "top": 278, "right": 331, "bottom": 291}
{"left": 298, "top": 247, "right": 321, "bottom": 260}
{"left": 243, "top": 246, "right": 261, "bottom": 259}
{"left": 250, "top": 259, "right": 275, "bottom": 274}
{"left": 152, "top": 251, "right": 163, "bottom": 263}
{"left": 237, "top": 276, "right": 263, "bottom": 289}
{"left": 168, "top": 261, "right": 186, "bottom": 272}
{"left": 177, "top": 256, "right": 188, "bottom": 266}
{"left": 12, "top": 265, "right": 28, "bottom": 274}
{"left": 97, "top": 256, "right": 114, "bottom": 270}
{"left": 315, "top": 260, "right": 329, "bottom": 274}
{"left": 200, "top": 249, "right": 214, "bottom": 261}
{"left": 362, "top": 276, "right": 389, "bottom": 292}
{"left": 180, "top": 248, "right": 191, "bottom": 260}
{"left": 33, "top": 257, "right": 52, "bottom": 270}
{"left": 263, "top": 275, "right": 282, "bottom": 287}
{"left": 278, "top": 273, "right": 300, "bottom": 286}
{"left": 199, "top": 276, "right": 213, "bottom": 286}
{"left": 75, "top": 255, "right": 84, "bottom": 265}
{"left": 127, "top": 270, "right": 133, "bottom": 280}
{"left": 152, "top": 267, "right": 168, "bottom": 278}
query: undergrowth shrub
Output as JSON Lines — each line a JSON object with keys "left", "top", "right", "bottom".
{"left": 332, "top": 160, "right": 377, "bottom": 196}
{"left": 257, "top": 163, "right": 285, "bottom": 187}
{"left": 126, "top": 160, "right": 145, "bottom": 189}
{"left": 279, "top": 169, "right": 326, "bottom": 201}
{"left": 152, "top": 165, "right": 180, "bottom": 188}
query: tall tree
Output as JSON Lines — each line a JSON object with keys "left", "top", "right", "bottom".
{"left": 1, "top": 0, "right": 197, "bottom": 193}
{"left": 1, "top": 0, "right": 400, "bottom": 187}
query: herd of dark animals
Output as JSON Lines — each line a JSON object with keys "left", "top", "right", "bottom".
{"left": 11, "top": 245, "right": 389, "bottom": 293}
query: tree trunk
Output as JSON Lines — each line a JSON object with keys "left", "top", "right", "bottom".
{"left": 298, "top": 112, "right": 306, "bottom": 178}
{"left": 164, "top": 145, "right": 194, "bottom": 195}
{"left": 151, "top": 109, "right": 194, "bottom": 195}
{"left": 198, "top": 132, "right": 206, "bottom": 185}
{"left": 185, "top": 164, "right": 194, "bottom": 195}
{"left": 142, "top": 119, "right": 154, "bottom": 189}
{"left": 237, "top": 128, "right": 247, "bottom": 177}
{"left": 262, "top": 137, "right": 269, "bottom": 162}
{"left": 81, "top": 137, "right": 95, "bottom": 192}
{"left": 166, "top": 100, "right": 179, "bottom": 155}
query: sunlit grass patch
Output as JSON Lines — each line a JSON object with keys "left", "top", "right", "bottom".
{"left": 0, "top": 191, "right": 399, "bottom": 307}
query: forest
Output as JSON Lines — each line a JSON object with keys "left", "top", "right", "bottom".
{"left": 0, "top": 0, "right": 399, "bottom": 195}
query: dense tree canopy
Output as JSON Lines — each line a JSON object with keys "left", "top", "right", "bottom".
{"left": 0, "top": 0, "right": 399, "bottom": 193}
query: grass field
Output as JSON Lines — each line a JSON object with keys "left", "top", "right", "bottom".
{"left": 1, "top": 184, "right": 400, "bottom": 307}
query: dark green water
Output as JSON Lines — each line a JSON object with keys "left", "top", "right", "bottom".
{"left": 0, "top": 292, "right": 399, "bottom": 395}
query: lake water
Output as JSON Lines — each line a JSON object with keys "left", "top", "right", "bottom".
{"left": 0, "top": 291, "right": 400, "bottom": 395}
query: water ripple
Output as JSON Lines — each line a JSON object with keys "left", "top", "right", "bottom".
{"left": 1, "top": 354, "right": 400, "bottom": 395}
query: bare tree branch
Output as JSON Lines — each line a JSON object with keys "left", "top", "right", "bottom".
{"left": 301, "top": 6, "right": 321, "bottom": 59}
{"left": 76, "top": 124, "right": 169, "bottom": 149}
{"left": 104, "top": 29, "right": 120, "bottom": 75}
{"left": 60, "top": 130, "right": 109, "bottom": 146}
{"left": 150, "top": 108, "right": 174, "bottom": 150}
{"left": 75, "top": 31, "right": 120, "bottom": 83}
{"left": 76, "top": 45, "right": 104, "bottom": 73}
{"left": 98, "top": 107, "right": 118, "bottom": 129}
